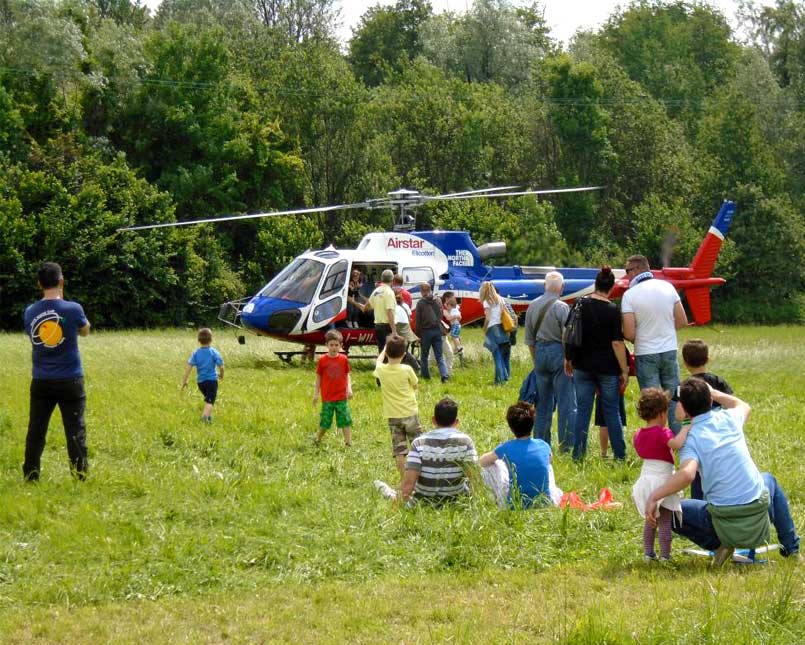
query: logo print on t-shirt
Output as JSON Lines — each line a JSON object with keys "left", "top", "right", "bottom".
{"left": 31, "top": 312, "right": 65, "bottom": 348}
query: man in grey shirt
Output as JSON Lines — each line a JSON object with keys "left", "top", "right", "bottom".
{"left": 524, "top": 271, "right": 576, "bottom": 451}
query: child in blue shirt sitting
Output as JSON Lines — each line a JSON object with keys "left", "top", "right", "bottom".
{"left": 181, "top": 328, "right": 224, "bottom": 423}
{"left": 479, "top": 402, "right": 553, "bottom": 508}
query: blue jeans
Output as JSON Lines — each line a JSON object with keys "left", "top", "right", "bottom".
{"left": 485, "top": 324, "right": 510, "bottom": 384}
{"left": 419, "top": 327, "right": 448, "bottom": 380}
{"left": 636, "top": 350, "right": 681, "bottom": 433}
{"left": 572, "top": 369, "right": 626, "bottom": 460}
{"left": 534, "top": 341, "right": 576, "bottom": 450}
{"left": 673, "top": 472, "right": 800, "bottom": 555}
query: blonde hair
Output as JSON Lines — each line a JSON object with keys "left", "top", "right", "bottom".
{"left": 479, "top": 281, "right": 500, "bottom": 305}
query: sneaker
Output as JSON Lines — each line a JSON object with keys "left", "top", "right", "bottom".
{"left": 712, "top": 546, "right": 735, "bottom": 567}
{"left": 644, "top": 554, "right": 657, "bottom": 562}
{"left": 441, "top": 376, "right": 449, "bottom": 383}
{"left": 659, "top": 555, "right": 672, "bottom": 562}
{"left": 373, "top": 480, "right": 397, "bottom": 500}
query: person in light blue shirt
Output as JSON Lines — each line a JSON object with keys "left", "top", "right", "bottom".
{"left": 480, "top": 402, "right": 552, "bottom": 508}
{"left": 181, "top": 328, "right": 224, "bottom": 423}
{"left": 645, "top": 378, "right": 799, "bottom": 563}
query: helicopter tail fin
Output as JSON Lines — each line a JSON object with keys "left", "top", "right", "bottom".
{"left": 688, "top": 200, "right": 736, "bottom": 278}
{"left": 685, "top": 287, "right": 712, "bottom": 326}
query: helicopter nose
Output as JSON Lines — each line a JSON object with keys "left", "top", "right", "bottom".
{"left": 242, "top": 298, "right": 303, "bottom": 334}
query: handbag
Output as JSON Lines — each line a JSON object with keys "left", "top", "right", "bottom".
{"left": 563, "top": 297, "right": 585, "bottom": 356}
{"left": 500, "top": 299, "right": 515, "bottom": 333}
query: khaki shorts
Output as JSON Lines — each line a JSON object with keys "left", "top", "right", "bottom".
{"left": 388, "top": 415, "right": 422, "bottom": 456}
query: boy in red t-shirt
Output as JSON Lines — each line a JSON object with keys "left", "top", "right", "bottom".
{"left": 313, "top": 329, "right": 353, "bottom": 446}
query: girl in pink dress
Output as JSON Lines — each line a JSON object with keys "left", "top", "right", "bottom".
{"left": 631, "top": 388, "right": 691, "bottom": 561}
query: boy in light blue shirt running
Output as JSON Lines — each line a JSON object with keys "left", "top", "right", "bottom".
{"left": 181, "top": 328, "right": 224, "bottom": 423}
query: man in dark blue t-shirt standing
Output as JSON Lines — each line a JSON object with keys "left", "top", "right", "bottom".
{"left": 23, "top": 262, "right": 91, "bottom": 481}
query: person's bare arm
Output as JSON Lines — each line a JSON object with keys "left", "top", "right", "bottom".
{"left": 528, "top": 345, "right": 535, "bottom": 361}
{"left": 611, "top": 339, "right": 629, "bottom": 388}
{"left": 313, "top": 374, "right": 321, "bottom": 405}
{"left": 667, "top": 424, "right": 690, "bottom": 450}
{"left": 400, "top": 468, "right": 419, "bottom": 502}
{"left": 478, "top": 451, "right": 498, "bottom": 467}
{"left": 673, "top": 301, "right": 688, "bottom": 329}
{"left": 348, "top": 296, "right": 369, "bottom": 312}
{"left": 622, "top": 312, "right": 635, "bottom": 342}
{"left": 218, "top": 365, "right": 224, "bottom": 381}
{"left": 645, "top": 459, "right": 698, "bottom": 526}
{"left": 180, "top": 364, "right": 193, "bottom": 389}
{"left": 710, "top": 387, "right": 751, "bottom": 424}
{"left": 78, "top": 321, "right": 91, "bottom": 336}
{"left": 375, "top": 347, "right": 387, "bottom": 370}
{"left": 386, "top": 307, "right": 396, "bottom": 332}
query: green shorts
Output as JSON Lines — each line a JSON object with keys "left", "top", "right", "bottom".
{"left": 320, "top": 400, "right": 352, "bottom": 429}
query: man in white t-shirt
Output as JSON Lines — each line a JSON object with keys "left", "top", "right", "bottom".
{"left": 621, "top": 254, "right": 688, "bottom": 431}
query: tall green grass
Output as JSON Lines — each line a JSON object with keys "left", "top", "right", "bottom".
{"left": 0, "top": 326, "right": 802, "bottom": 641}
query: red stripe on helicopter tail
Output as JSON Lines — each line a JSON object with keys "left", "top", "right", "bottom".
{"left": 689, "top": 229, "right": 723, "bottom": 278}
{"left": 685, "top": 287, "right": 712, "bottom": 326}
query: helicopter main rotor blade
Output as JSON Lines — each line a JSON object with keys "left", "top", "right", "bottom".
{"left": 424, "top": 185, "right": 521, "bottom": 200}
{"left": 435, "top": 186, "right": 605, "bottom": 202}
{"left": 117, "top": 202, "right": 372, "bottom": 232}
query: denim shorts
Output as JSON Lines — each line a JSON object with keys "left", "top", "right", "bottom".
{"left": 197, "top": 380, "right": 218, "bottom": 404}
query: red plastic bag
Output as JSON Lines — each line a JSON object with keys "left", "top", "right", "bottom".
{"left": 559, "top": 487, "right": 622, "bottom": 511}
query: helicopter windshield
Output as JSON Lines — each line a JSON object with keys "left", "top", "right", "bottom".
{"left": 259, "top": 258, "right": 325, "bottom": 303}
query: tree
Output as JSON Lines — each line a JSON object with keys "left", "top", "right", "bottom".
{"left": 601, "top": 1, "right": 738, "bottom": 122}
{"left": 536, "top": 54, "right": 615, "bottom": 247}
{"left": 251, "top": 0, "right": 339, "bottom": 42}
{"left": 0, "top": 135, "right": 242, "bottom": 329}
{"left": 741, "top": 0, "right": 804, "bottom": 94}
{"left": 363, "top": 60, "right": 531, "bottom": 193}
{"left": 421, "top": 0, "right": 553, "bottom": 87}
{"left": 348, "top": 0, "right": 432, "bottom": 87}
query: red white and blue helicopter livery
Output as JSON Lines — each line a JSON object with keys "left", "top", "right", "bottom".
{"left": 121, "top": 187, "right": 735, "bottom": 357}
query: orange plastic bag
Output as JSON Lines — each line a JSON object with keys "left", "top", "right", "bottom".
{"left": 559, "top": 487, "right": 622, "bottom": 511}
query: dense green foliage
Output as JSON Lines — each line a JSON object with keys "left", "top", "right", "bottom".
{"left": 1, "top": 0, "right": 803, "bottom": 326}
{"left": 0, "top": 327, "right": 802, "bottom": 640}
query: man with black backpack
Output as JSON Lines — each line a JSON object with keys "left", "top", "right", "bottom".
{"left": 524, "top": 271, "right": 576, "bottom": 452}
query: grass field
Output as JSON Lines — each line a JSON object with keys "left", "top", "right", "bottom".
{"left": 0, "top": 326, "right": 803, "bottom": 643}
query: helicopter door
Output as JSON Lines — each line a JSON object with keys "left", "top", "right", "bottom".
{"left": 307, "top": 259, "right": 350, "bottom": 332}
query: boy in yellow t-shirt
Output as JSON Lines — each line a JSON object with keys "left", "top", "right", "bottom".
{"left": 373, "top": 336, "right": 422, "bottom": 475}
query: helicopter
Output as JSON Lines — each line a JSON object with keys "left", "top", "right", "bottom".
{"left": 120, "top": 187, "right": 736, "bottom": 362}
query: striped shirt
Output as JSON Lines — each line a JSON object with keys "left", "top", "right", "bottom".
{"left": 406, "top": 427, "right": 478, "bottom": 501}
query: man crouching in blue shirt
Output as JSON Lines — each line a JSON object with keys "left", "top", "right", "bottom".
{"left": 23, "top": 262, "right": 91, "bottom": 481}
{"left": 645, "top": 378, "right": 800, "bottom": 565}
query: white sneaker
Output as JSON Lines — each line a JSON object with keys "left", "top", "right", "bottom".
{"left": 373, "top": 480, "right": 397, "bottom": 500}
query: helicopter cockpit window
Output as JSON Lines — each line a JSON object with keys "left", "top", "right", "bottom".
{"left": 402, "top": 267, "right": 434, "bottom": 287}
{"left": 318, "top": 260, "right": 349, "bottom": 299}
{"left": 259, "top": 258, "right": 325, "bottom": 303}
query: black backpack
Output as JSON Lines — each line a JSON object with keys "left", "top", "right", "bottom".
{"left": 563, "top": 297, "right": 586, "bottom": 357}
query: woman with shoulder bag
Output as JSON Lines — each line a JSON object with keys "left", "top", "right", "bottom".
{"left": 566, "top": 266, "right": 630, "bottom": 460}
{"left": 480, "top": 281, "right": 510, "bottom": 385}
